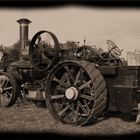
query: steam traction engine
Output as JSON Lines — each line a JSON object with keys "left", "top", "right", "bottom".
{"left": 0, "top": 18, "right": 140, "bottom": 126}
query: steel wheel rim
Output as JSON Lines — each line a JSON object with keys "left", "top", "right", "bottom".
{"left": 46, "top": 61, "right": 97, "bottom": 126}
{"left": 0, "top": 74, "right": 15, "bottom": 107}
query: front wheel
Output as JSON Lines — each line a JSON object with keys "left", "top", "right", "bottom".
{"left": 0, "top": 72, "right": 19, "bottom": 107}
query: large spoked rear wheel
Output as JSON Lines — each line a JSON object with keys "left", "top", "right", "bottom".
{"left": 0, "top": 72, "right": 19, "bottom": 107}
{"left": 45, "top": 61, "right": 107, "bottom": 126}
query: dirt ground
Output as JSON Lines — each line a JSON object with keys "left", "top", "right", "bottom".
{"left": 0, "top": 99, "right": 140, "bottom": 139}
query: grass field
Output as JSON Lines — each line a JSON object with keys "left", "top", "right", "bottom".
{"left": 0, "top": 100, "right": 140, "bottom": 137}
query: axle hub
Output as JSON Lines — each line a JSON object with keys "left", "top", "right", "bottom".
{"left": 65, "top": 87, "right": 78, "bottom": 100}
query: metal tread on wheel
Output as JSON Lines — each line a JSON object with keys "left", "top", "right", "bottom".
{"left": 45, "top": 60, "right": 107, "bottom": 126}
{"left": 0, "top": 71, "right": 19, "bottom": 107}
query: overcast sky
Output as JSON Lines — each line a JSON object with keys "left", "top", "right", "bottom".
{"left": 0, "top": 6, "right": 140, "bottom": 58}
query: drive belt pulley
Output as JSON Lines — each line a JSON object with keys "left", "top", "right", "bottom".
{"left": 29, "top": 30, "right": 60, "bottom": 72}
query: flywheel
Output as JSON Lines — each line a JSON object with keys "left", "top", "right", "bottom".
{"left": 29, "top": 30, "right": 60, "bottom": 72}
{"left": 45, "top": 61, "right": 107, "bottom": 126}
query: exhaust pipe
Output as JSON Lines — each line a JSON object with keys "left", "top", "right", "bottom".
{"left": 17, "top": 18, "right": 31, "bottom": 59}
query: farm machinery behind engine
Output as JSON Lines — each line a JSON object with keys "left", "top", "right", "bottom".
{"left": 0, "top": 18, "right": 140, "bottom": 126}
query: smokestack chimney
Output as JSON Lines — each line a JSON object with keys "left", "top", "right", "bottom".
{"left": 17, "top": 18, "right": 31, "bottom": 59}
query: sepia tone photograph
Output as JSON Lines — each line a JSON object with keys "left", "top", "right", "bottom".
{"left": 0, "top": 4, "right": 140, "bottom": 138}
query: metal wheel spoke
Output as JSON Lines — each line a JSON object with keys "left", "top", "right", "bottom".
{"left": 73, "top": 103, "right": 79, "bottom": 122}
{"left": 60, "top": 73, "right": 71, "bottom": 86}
{"left": 70, "top": 103, "right": 75, "bottom": 112}
{"left": 64, "top": 66, "right": 74, "bottom": 83}
{"left": 79, "top": 80, "right": 92, "bottom": 90}
{"left": 74, "top": 70, "right": 81, "bottom": 86}
{"left": 77, "top": 100, "right": 88, "bottom": 115}
{"left": 80, "top": 94, "right": 95, "bottom": 101}
{"left": 56, "top": 86, "right": 66, "bottom": 93}
{"left": 60, "top": 72, "right": 67, "bottom": 82}
{"left": 5, "top": 91, "right": 12, "bottom": 97}
{"left": 3, "top": 80, "right": 9, "bottom": 89}
{"left": 51, "top": 94, "right": 64, "bottom": 100}
{"left": 0, "top": 95, "right": 4, "bottom": 106}
{"left": 60, "top": 101, "right": 65, "bottom": 109}
{"left": 58, "top": 104, "right": 71, "bottom": 117}
{"left": 80, "top": 69, "right": 84, "bottom": 81}
{"left": 83, "top": 99, "right": 90, "bottom": 113}
{"left": 3, "top": 87, "right": 12, "bottom": 91}
{"left": 0, "top": 76, "right": 9, "bottom": 87}
{"left": 53, "top": 76, "right": 69, "bottom": 87}
{"left": 65, "top": 73, "right": 71, "bottom": 86}
{"left": 1, "top": 94, "right": 6, "bottom": 105}
{"left": 0, "top": 78, "right": 6, "bottom": 88}
{"left": 3, "top": 94, "right": 9, "bottom": 102}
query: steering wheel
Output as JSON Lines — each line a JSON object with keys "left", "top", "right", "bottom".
{"left": 107, "top": 40, "right": 122, "bottom": 56}
{"left": 29, "top": 30, "right": 59, "bottom": 72}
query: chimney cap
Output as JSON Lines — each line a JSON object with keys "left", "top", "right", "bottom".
{"left": 17, "top": 18, "right": 32, "bottom": 24}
